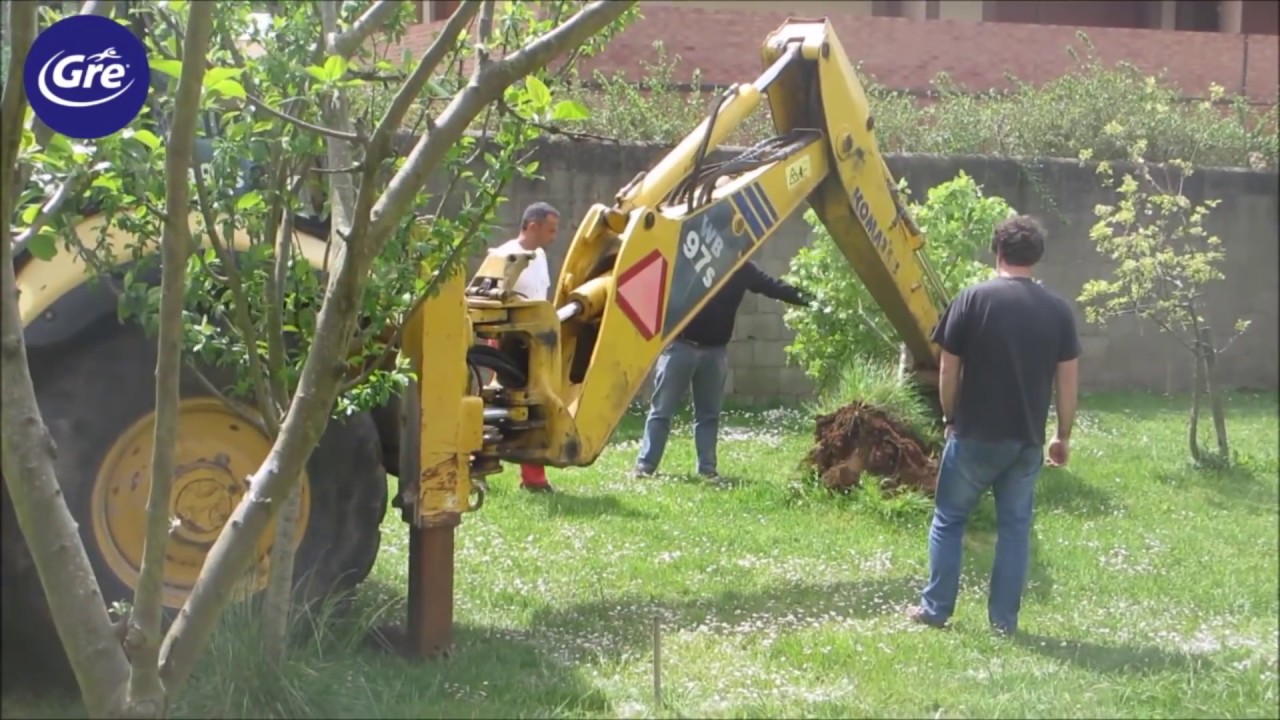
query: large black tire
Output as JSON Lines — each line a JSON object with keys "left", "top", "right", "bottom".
{"left": 2, "top": 322, "right": 387, "bottom": 679}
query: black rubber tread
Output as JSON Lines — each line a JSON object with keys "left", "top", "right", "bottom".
{"left": 1, "top": 321, "right": 387, "bottom": 676}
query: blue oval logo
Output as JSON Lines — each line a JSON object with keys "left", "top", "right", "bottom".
{"left": 23, "top": 14, "right": 151, "bottom": 140}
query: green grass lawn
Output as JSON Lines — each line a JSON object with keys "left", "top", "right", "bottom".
{"left": 4, "top": 392, "right": 1278, "bottom": 719}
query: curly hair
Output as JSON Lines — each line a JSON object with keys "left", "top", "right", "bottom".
{"left": 990, "top": 215, "right": 1046, "bottom": 267}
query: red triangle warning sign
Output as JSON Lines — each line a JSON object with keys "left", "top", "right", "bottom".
{"left": 615, "top": 250, "right": 667, "bottom": 340}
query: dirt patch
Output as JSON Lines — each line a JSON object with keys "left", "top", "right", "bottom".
{"left": 805, "top": 401, "right": 940, "bottom": 496}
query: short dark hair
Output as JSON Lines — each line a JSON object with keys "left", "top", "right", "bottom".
{"left": 521, "top": 201, "right": 559, "bottom": 229}
{"left": 990, "top": 215, "right": 1046, "bottom": 267}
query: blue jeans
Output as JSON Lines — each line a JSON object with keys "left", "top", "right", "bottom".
{"left": 920, "top": 435, "right": 1044, "bottom": 633}
{"left": 635, "top": 339, "right": 729, "bottom": 475}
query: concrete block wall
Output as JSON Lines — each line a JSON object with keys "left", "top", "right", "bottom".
{"left": 446, "top": 140, "right": 1279, "bottom": 405}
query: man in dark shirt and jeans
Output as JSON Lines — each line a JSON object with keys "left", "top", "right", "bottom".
{"left": 908, "top": 215, "right": 1080, "bottom": 636}
{"left": 633, "top": 260, "right": 809, "bottom": 479}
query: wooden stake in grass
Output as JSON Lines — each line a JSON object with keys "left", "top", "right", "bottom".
{"left": 652, "top": 614, "right": 662, "bottom": 710}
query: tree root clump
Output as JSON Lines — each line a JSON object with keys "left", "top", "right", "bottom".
{"left": 805, "top": 401, "right": 940, "bottom": 496}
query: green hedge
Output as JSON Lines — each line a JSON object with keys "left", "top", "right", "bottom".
{"left": 565, "top": 34, "right": 1277, "bottom": 170}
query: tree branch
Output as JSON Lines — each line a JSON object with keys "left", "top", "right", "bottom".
{"left": 125, "top": 4, "right": 214, "bottom": 715}
{"left": 0, "top": 2, "right": 132, "bottom": 716}
{"left": 192, "top": 170, "right": 282, "bottom": 433}
{"left": 13, "top": 176, "right": 79, "bottom": 245}
{"left": 370, "top": 0, "right": 482, "bottom": 155}
{"left": 186, "top": 363, "right": 271, "bottom": 437}
{"left": 310, "top": 162, "right": 365, "bottom": 174}
{"left": 368, "top": 0, "right": 636, "bottom": 244}
{"left": 79, "top": 0, "right": 117, "bottom": 18}
{"left": 329, "top": 0, "right": 401, "bottom": 59}
{"left": 317, "top": 1, "right": 366, "bottom": 239}
{"left": 497, "top": 98, "right": 620, "bottom": 143}
{"left": 247, "top": 94, "right": 363, "bottom": 144}
{"left": 266, "top": 175, "right": 307, "bottom": 411}
{"left": 475, "top": 1, "right": 496, "bottom": 70}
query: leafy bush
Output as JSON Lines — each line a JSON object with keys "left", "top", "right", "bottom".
{"left": 565, "top": 33, "right": 1277, "bottom": 169}
{"left": 782, "top": 171, "right": 1012, "bottom": 393}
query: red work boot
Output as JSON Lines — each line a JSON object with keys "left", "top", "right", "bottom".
{"left": 519, "top": 463, "right": 555, "bottom": 493}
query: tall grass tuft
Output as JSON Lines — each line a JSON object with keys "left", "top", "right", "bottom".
{"left": 174, "top": 591, "right": 399, "bottom": 719}
{"left": 808, "top": 356, "right": 941, "bottom": 448}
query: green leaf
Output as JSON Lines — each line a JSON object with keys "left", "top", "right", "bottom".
{"left": 203, "top": 67, "right": 245, "bottom": 87}
{"left": 323, "top": 54, "right": 348, "bottom": 82}
{"left": 47, "top": 133, "right": 73, "bottom": 158}
{"left": 153, "top": 59, "right": 183, "bottom": 80}
{"left": 209, "top": 79, "right": 247, "bottom": 100}
{"left": 131, "top": 129, "right": 162, "bottom": 150}
{"left": 550, "top": 99, "right": 589, "bottom": 121}
{"left": 92, "top": 173, "right": 122, "bottom": 192}
{"left": 167, "top": 0, "right": 188, "bottom": 12}
{"left": 235, "top": 191, "right": 264, "bottom": 211}
{"left": 27, "top": 232, "right": 58, "bottom": 261}
{"left": 525, "top": 75, "right": 552, "bottom": 109}
{"left": 20, "top": 203, "right": 40, "bottom": 224}
{"left": 305, "top": 66, "right": 329, "bottom": 83}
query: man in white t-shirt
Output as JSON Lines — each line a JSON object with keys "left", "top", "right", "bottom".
{"left": 490, "top": 201, "right": 558, "bottom": 301}
{"left": 486, "top": 202, "right": 561, "bottom": 492}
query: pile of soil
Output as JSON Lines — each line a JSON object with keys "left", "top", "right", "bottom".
{"left": 805, "top": 401, "right": 940, "bottom": 496}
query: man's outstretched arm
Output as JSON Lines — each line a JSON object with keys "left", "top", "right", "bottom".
{"left": 743, "top": 262, "right": 809, "bottom": 306}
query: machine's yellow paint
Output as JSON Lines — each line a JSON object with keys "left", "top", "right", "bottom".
{"left": 615, "top": 82, "right": 766, "bottom": 214}
{"left": 762, "top": 19, "right": 945, "bottom": 362}
{"left": 17, "top": 210, "right": 337, "bottom": 328}
{"left": 553, "top": 138, "right": 832, "bottom": 465}
{"left": 90, "top": 398, "right": 311, "bottom": 609}
{"left": 404, "top": 269, "right": 483, "bottom": 525}
{"left": 399, "top": 18, "right": 950, "bottom": 527}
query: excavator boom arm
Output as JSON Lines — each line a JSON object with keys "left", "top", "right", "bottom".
{"left": 462, "top": 18, "right": 947, "bottom": 470}
{"left": 761, "top": 20, "right": 947, "bottom": 364}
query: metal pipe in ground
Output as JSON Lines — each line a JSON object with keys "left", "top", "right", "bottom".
{"left": 407, "top": 520, "right": 458, "bottom": 659}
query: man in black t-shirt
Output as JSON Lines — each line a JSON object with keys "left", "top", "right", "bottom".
{"left": 907, "top": 215, "right": 1081, "bottom": 636}
{"left": 633, "top": 260, "right": 809, "bottom": 479}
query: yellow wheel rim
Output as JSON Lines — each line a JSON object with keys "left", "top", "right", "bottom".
{"left": 90, "top": 398, "right": 311, "bottom": 609}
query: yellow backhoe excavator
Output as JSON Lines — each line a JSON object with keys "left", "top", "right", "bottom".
{"left": 3, "top": 17, "right": 950, "bottom": 666}
{"left": 396, "top": 17, "right": 950, "bottom": 655}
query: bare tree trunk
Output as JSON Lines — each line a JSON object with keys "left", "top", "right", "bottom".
{"left": 156, "top": 1, "right": 636, "bottom": 698}
{"left": 259, "top": 188, "right": 302, "bottom": 665}
{"left": 1189, "top": 338, "right": 1204, "bottom": 464}
{"left": 1199, "top": 326, "right": 1230, "bottom": 459}
{"left": 123, "top": 5, "right": 214, "bottom": 716}
{"left": 258, "top": 0, "right": 365, "bottom": 666}
{"left": 260, "top": 484, "right": 302, "bottom": 663}
{"left": 0, "top": 3, "right": 131, "bottom": 716}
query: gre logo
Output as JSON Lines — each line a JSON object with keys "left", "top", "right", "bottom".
{"left": 23, "top": 14, "right": 150, "bottom": 140}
